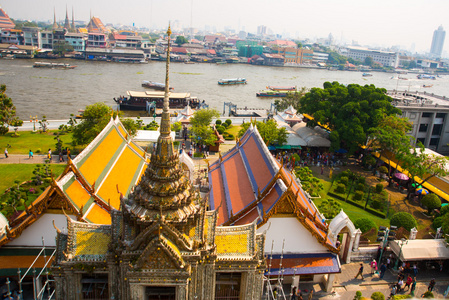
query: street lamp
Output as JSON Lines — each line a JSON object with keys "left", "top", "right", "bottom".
{"left": 30, "top": 115, "right": 38, "bottom": 132}
{"left": 377, "top": 226, "right": 397, "bottom": 263}
{"left": 394, "top": 238, "right": 408, "bottom": 270}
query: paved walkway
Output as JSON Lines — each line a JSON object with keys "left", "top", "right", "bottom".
{"left": 0, "top": 154, "right": 68, "bottom": 164}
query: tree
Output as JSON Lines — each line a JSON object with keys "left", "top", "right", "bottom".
{"left": 368, "top": 115, "right": 413, "bottom": 184}
{"left": 72, "top": 103, "right": 113, "bottom": 145}
{"left": 397, "top": 143, "right": 449, "bottom": 195}
{"left": 238, "top": 120, "right": 287, "bottom": 146}
{"left": 189, "top": 108, "right": 220, "bottom": 146}
{"left": 72, "top": 103, "right": 141, "bottom": 146}
{"left": 273, "top": 87, "right": 308, "bottom": 112}
{"left": 299, "top": 82, "right": 401, "bottom": 153}
{"left": 294, "top": 166, "right": 323, "bottom": 196}
{"left": 175, "top": 36, "right": 189, "bottom": 46}
{"left": 364, "top": 56, "right": 374, "bottom": 66}
{"left": 390, "top": 212, "right": 417, "bottom": 231}
{"left": 0, "top": 85, "right": 23, "bottom": 135}
{"left": 421, "top": 193, "right": 441, "bottom": 214}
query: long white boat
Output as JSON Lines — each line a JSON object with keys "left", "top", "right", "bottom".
{"left": 33, "top": 62, "right": 77, "bottom": 69}
{"left": 218, "top": 78, "right": 247, "bottom": 85}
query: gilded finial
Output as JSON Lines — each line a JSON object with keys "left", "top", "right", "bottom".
{"left": 167, "top": 24, "right": 172, "bottom": 36}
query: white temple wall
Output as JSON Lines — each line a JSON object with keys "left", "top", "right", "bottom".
{"left": 8, "top": 213, "right": 75, "bottom": 247}
{"left": 258, "top": 217, "right": 328, "bottom": 254}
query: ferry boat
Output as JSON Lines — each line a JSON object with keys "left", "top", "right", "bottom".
{"left": 141, "top": 80, "right": 173, "bottom": 91}
{"left": 256, "top": 90, "right": 288, "bottom": 97}
{"left": 218, "top": 78, "right": 247, "bottom": 85}
{"left": 417, "top": 74, "right": 436, "bottom": 80}
{"left": 362, "top": 73, "right": 373, "bottom": 77}
{"left": 423, "top": 84, "right": 433, "bottom": 88}
{"left": 114, "top": 91, "right": 203, "bottom": 111}
{"left": 266, "top": 86, "right": 296, "bottom": 91}
{"left": 33, "top": 62, "right": 77, "bottom": 69}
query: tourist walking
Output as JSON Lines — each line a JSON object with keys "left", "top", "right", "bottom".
{"left": 428, "top": 278, "right": 436, "bottom": 292}
{"left": 404, "top": 275, "right": 413, "bottom": 291}
{"left": 413, "top": 263, "right": 418, "bottom": 277}
{"left": 370, "top": 259, "right": 377, "bottom": 274}
{"left": 291, "top": 286, "right": 297, "bottom": 300}
{"left": 48, "top": 148, "right": 52, "bottom": 161}
{"left": 380, "top": 262, "right": 387, "bottom": 279}
{"left": 29, "top": 149, "right": 33, "bottom": 159}
{"left": 4, "top": 148, "right": 8, "bottom": 158}
{"left": 410, "top": 278, "right": 416, "bottom": 296}
{"left": 388, "top": 285, "right": 397, "bottom": 299}
{"left": 354, "top": 263, "right": 364, "bottom": 280}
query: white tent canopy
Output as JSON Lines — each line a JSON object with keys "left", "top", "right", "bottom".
{"left": 134, "top": 130, "right": 176, "bottom": 142}
{"left": 390, "top": 239, "right": 449, "bottom": 261}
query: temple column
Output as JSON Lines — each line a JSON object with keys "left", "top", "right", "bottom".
{"left": 353, "top": 229, "right": 362, "bottom": 251}
{"left": 324, "top": 273, "right": 335, "bottom": 292}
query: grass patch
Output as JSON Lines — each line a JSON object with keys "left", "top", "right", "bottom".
{"left": 224, "top": 125, "right": 241, "bottom": 137}
{"left": 0, "top": 164, "right": 66, "bottom": 195}
{"left": 0, "top": 131, "right": 73, "bottom": 154}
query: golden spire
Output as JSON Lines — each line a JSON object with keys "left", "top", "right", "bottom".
{"left": 155, "top": 24, "right": 174, "bottom": 159}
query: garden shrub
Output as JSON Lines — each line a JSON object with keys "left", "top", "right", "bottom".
{"left": 341, "top": 170, "right": 355, "bottom": 179}
{"left": 370, "top": 199, "right": 382, "bottom": 210}
{"left": 225, "top": 119, "right": 232, "bottom": 126}
{"left": 391, "top": 295, "right": 412, "bottom": 300}
{"left": 336, "top": 183, "right": 346, "bottom": 194}
{"left": 390, "top": 212, "right": 417, "bottom": 231}
{"left": 358, "top": 177, "right": 366, "bottom": 185}
{"left": 378, "top": 166, "right": 388, "bottom": 174}
{"left": 421, "top": 193, "right": 441, "bottom": 214}
{"left": 215, "top": 120, "right": 222, "bottom": 125}
{"left": 340, "top": 176, "right": 349, "bottom": 185}
{"left": 354, "top": 217, "right": 376, "bottom": 233}
{"left": 355, "top": 183, "right": 365, "bottom": 191}
{"left": 432, "top": 216, "right": 444, "bottom": 230}
{"left": 354, "top": 291, "right": 362, "bottom": 300}
{"left": 221, "top": 122, "right": 228, "bottom": 129}
{"left": 216, "top": 126, "right": 225, "bottom": 134}
{"left": 371, "top": 291, "right": 385, "bottom": 300}
{"left": 224, "top": 134, "right": 234, "bottom": 140}
{"left": 422, "top": 291, "right": 434, "bottom": 298}
{"left": 353, "top": 190, "right": 364, "bottom": 201}
{"left": 193, "top": 152, "right": 203, "bottom": 158}
{"left": 375, "top": 183, "right": 383, "bottom": 193}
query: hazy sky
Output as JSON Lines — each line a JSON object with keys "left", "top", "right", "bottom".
{"left": 2, "top": 0, "right": 449, "bottom": 54}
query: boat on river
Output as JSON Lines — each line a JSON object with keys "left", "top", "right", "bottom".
{"left": 417, "top": 74, "right": 436, "bottom": 80}
{"left": 114, "top": 91, "right": 203, "bottom": 111}
{"left": 218, "top": 78, "right": 247, "bottom": 85}
{"left": 362, "top": 73, "right": 373, "bottom": 77}
{"left": 256, "top": 90, "right": 288, "bottom": 97}
{"left": 423, "top": 84, "right": 433, "bottom": 88}
{"left": 266, "top": 86, "right": 296, "bottom": 91}
{"left": 141, "top": 80, "right": 173, "bottom": 91}
{"left": 33, "top": 62, "right": 77, "bottom": 69}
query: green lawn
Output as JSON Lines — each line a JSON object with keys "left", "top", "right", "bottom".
{"left": 0, "top": 130, "right": 73, "bottom": 154}
{"left": 0, "top": 164, "right": 66, "bottom": 194}
{"left": 224, "top": 124, "right": 241, "bottom": 137}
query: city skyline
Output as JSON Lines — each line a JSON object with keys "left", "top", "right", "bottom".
{"left": 2, "top": 0, "right": 449, "bottom": 55}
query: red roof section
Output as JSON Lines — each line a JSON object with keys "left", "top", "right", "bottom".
{"left": 268, "top": 40, "right": 297, "bottom": 47}
{"left": 0, "top": 8, "right": 15, "bottom": 29}
{"left": 171, "top": 47, "right": 188, "bottom": 54}
{"left": 207, "top": 49, "right": 216, "bottom": 55}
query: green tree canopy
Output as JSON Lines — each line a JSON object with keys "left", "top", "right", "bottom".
{"left": 238, "top": 120, "right": 287, "bottom": 146}
{"left": 0, "top": 85, "right": 23, "bottom": 135}
{"left": 189, "top": 108, "right": 220, "bottom": 146}
{"left": 364, "top": 56, "right": 374, "bottom": 66}
{"left": 72, "top": 102, "right": 140, "bottom": 146}
{"left": 175, "top": 36, "right": 189, "bottom": 46}
{"left": 299, "top": 82, "right": 401, "bottom": 153}
{"left": 274, "top": 87, "right": 308, "bottom": 112}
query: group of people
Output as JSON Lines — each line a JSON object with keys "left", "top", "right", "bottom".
{"left": 273, "top": 149, "right": 343, "bottom": 172}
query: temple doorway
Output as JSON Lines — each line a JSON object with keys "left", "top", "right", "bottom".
{"left": 146, "top": 286, "right": 176, "bottom": 300}
{"left": 328, "top": 210, "right": 361, "bottom": 263}
{"left": 215, "top": 272, "right": 241, "bottom": 300}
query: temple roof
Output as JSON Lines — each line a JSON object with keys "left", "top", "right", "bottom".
{"left": 215, "top": 221, "right": 261, "bottom": 261}
{"left": 0, "top": 8, "right": 15, "bottom": 29}
{"left": 208, "top": 125, "right": 337, "bottom": 252}
{"left": 55, "top": 117, "right": 148, "bottom": 224}
{"left": 87, "top": 17, "right": 108, "bottom": 33}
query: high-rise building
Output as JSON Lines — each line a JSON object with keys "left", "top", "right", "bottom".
{"left": 430, "top": 25, "right": 445, "bottom": 58}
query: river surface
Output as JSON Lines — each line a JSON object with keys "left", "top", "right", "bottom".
{"left": 1, "top": 58, "right": 449, "bottom": 120}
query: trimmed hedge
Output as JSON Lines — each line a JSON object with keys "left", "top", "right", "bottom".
{"left": 354, "top": 218, "right": 377, "bottom": 233}
{"left": 336, "top": 183, "right": 346, "bottom": 193}
{"left": 375, "top": 183, "right": 384, "bottom": 193}
{"left": 390, "top": 212, "right": 417, "bottom": 231}
{"left": 354, "top": 190, "right": 364, "bottom": 200}
{"left": 371, "top": 291, "right": 385, "bottom": 300}
{"left": 366, "top": 207, "right": 386, "bottom": 218}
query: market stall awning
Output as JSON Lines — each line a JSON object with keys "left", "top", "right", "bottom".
{"left": 265, "top": 253, "right": 340, "bottom": 276}
{"left": 390, "top": 239, "right": 449, "bottom": 261}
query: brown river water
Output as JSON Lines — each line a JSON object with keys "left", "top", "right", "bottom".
{"left": 1, "top": 58, "right": 449, "bottom": 120}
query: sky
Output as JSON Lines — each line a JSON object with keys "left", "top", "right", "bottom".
{"left": 2, "top": 0, "right": 449, "bottom": 54}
